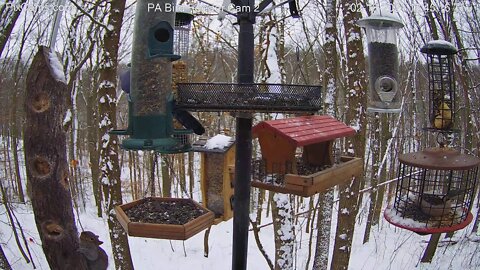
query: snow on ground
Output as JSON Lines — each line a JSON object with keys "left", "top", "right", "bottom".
{"left": 1, "top": 145, "right": 479, "bottom": 270}
{"left": 2, "top": 192, "right": 479, "bottom": 270}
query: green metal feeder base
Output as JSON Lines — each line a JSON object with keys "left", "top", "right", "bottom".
{"left": 120, "top": 137, "right": 191, "bottom": 153}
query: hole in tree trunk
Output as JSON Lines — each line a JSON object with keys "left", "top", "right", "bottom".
{"left": 30, "top": 92, "right": 51, "bottom": 113}
{"left": 42, "top": 220, "right": 65, "bottom": 240}
{"left": 33, "top": 157, "right": 51, "bottom": 177}
{"left": 61, "top": 170, "right": 69, "bottom": 189}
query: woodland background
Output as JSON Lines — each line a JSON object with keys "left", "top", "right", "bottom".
{"left": 0, "top": 0, "right": 480, "bottom": 269}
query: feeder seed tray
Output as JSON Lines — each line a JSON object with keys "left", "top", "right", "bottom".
{"left": 251, "top": 156, "right": 363, "bottom": 197}
{"left": 115, "top": 197, "right": 214, "bottom": 240}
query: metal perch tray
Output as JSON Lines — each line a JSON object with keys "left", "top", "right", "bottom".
{"left": 175, "top": 83, "right": 322, "bottom": 113}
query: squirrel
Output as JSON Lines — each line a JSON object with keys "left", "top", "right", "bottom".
{"left": 78, "top": 231, "right": 108, "bottom": 270}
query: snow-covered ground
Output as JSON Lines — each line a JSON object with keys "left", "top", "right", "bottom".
{"left": 1, "top": 137, "right": 479, "bottom": 270}
{"left": 1, "top": 187, "right": 479, "bottom": 270}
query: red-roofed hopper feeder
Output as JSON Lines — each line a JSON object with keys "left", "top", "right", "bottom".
{"left": 251, "top": 115, "right": 363, "bottom": 197}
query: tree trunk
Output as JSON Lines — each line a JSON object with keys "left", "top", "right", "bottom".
{"left": 86, "top": 80, "right": 102, "bottom": 217}
{"left": 24, "top": 46, "right": 86, "bottom": 269}
{"left": 331, "top": 1, "right": 367, "bottom": 269}
{"left": 162, "top": 155, "right": 171, "bottom": 197}
{"left": 421, "top": 233, "right": 441, "bottom": 263}
{"left": 0, "top": 244, "right": 12, "bottom": 270}
{"left": 271, "top": 193, "right": 295, "bottom": 270}
{"left": 313, "top": 0, "right": 338, "bottom": 267}
{"left": 0, "top": 0, "right": 27, "bottom": 57}
{"left": 313, "top": 191, "right": 334, "bottom": 269}
{"left": 363, "top": 114, "right": 380, "bottom": 244}
{"left": 97, "top": 0, "right": 134, "bottom": 269}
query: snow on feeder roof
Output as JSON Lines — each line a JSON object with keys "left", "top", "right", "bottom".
{"left": 385, "top": 148, "right": 480, "bottom": 234}
{"left": 192, "top": 136, "right": 236, "bottom": 223}
{"left": 357, "top": 14, "right": 404, "bottom": 29}
{"left": 421, "top": 40, "right": 457, "bottom": 55}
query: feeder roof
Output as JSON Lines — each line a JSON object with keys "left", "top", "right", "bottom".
{"left": 357, "top": 14, "right": 404, "bottom": 29}
{"left": 175, "top": 5, "right": 194, "bottom": 26}
{"left": 399, "top": 148, "right": 480, "bottom": 170}
{"left": 252, "top": 115, "right": 355, "bottom": 147}
{"left": 421, "top": 40, "right": 457, "bottom": 55}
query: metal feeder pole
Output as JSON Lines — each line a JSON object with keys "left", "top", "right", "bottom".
{"left": 232, "top": 1, "right": 255, "bottom": 269}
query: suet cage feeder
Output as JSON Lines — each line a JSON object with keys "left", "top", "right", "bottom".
{"left": 358, "top": 14, "right": 404, "bottom": 113}
{"left": 174, "top": 5, "right": 194, "bottom": 58}
{"left": 111, "top": 0, "right": 194, "bottom": 153}
{"left": 421, "top": 40, "right": 457, "bottom": 134}
{"left": 250, "top": 115, "right": 363, "bottom": 197}
{"left": 384, "top": 148, "right": 479, "bottom": 234}
{"left": 193, "top": 137, "right": 236, "bottom": 224}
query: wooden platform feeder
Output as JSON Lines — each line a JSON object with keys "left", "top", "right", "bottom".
{"left": 115, "top": 197, "right": 214, "bottom": 240}
{"left": 251, "top": 115, "right": 363, "bottom": 197}
{"left": 193, "top": 136, "right": 236, "bottom": 223}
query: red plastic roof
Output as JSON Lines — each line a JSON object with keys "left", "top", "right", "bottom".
{"left": 252, "top": 115, "right": 356, "bottom": 147}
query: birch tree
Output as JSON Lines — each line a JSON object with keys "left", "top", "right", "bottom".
{"left": 313, "top": 0, "right": 337, "bottom": 268}
{"left": 97, "top": 0, "right": 134, "bottom": 268}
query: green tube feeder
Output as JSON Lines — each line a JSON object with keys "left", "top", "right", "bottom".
{"left": 110, "top": 0, "right": 193, "bottom": 153}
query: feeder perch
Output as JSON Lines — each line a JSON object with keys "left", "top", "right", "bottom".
{"left": 115, "top": 197, "right": 214, "bottom": 240}
{"left": 421, "top": 40, "right": 458, "bottom": 133}
{"left": 384, "top": 148, "right": 480, "bottom": 234}
{"left": 193, "top": 137, "right": 236, "bottom": 223}
{"left": 110, "top": 0, "right": 195, "bottom": 153}
{"left": 358, "top": 13, "right": 404, "bottom": 113}
{"left": 250, "top": 115, "right": 363, "bottom": 197}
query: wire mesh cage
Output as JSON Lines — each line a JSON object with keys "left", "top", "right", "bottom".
{"left": 175, "top": 83, "right": 322, "bottom": 112}
{"left": 384, "top": 148, "right": 480, "bottom": 234}
{"left": 174, "top": 5, "right": 194, "bottom": 57}
{"left": 421, "top": 40, "right": 458, "bottom": 132}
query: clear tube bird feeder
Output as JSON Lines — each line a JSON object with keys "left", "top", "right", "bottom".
{"left": 358, "top": 14, "right": 404, "bottom": 113}
{"left": 421, "top": 40, "right": 457, "bottom": 134}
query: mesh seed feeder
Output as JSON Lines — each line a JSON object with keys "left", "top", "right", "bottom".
{"left": 358, "top": 14, "right": 404, "bottom": 113}
{"left": 421, "top": 40, "right": 457, "bottom": 133}
{"left": 384, "top": 41, "right": 480, "bottom": 234}
{"left": 111, "top": 0, "right": 194, "bottom": 153}
{"left": 174, "top": 5, "right": 194, "bottom": 57}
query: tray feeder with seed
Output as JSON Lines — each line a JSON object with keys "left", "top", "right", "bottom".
{"left": 115, "top": 197, "right": 214, "bottom": 240}
{"left": 385, "top": 41, "right": 480, "bottom": 234}
{"left": 250, "top": 115, "right": 363, "bottom": 197}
